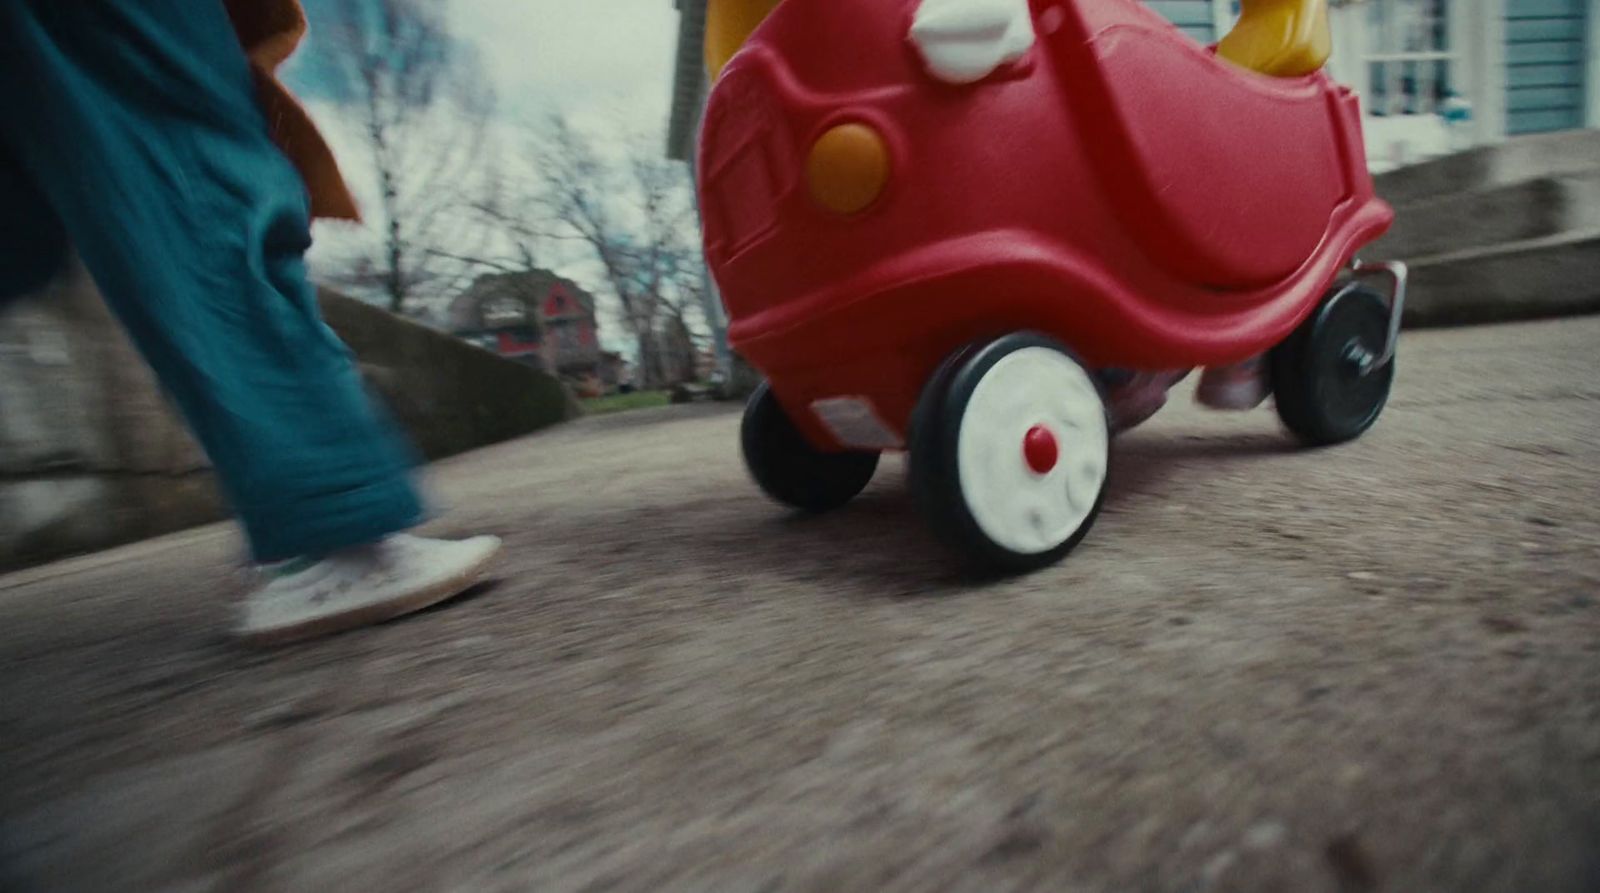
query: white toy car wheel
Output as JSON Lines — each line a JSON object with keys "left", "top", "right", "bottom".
{"left": 910, "top": 334, "right": 1111, "bottom": 573}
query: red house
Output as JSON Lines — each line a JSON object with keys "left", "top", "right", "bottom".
{"left": 448, "top": 271, "right": 604, "bottom": 383}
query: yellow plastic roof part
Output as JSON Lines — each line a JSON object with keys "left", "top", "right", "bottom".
{"left": 1216, "top": 0, "right": 1332, "bottom": 77}
{"left": 706, "top": 0, "right": 783, "bottom": 79}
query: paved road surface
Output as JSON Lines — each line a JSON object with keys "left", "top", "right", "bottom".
{"left": 3, "top": 318, "right": 1599, "bottom": 893}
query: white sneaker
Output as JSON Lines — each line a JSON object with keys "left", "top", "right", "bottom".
{"left": 1196, "top": 356, "right": 1270, "bottom": 410}
{"left": 236, "top": 534, "right": 502, "bottom": 645}
{"left": 1108, "top": 369, "right": 1191, "bottom": 432}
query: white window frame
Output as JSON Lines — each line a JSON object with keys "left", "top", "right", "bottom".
{"left": 1331, "top": 1, "right": 1505, "bottom": 145}
{"left": 1454, "top": 0, "right": 1506, "bottom": 144}
{"left": 1360, "top": 0, "right": 1460, "bottom": 118}
{"left": 1212, "top": 0, "right": 1238, "bottom": 38}
{"left": 482, "top": 297, "right": 525, "bottom": 327}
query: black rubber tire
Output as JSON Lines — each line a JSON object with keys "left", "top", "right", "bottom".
{"left": 1270, "top": 284, "right": 1396, "bottom": 446}
{"left": 909, "top": 333, "right": 1111, "bottom": 575}
{"left": 741, "top": 382, "right": 880, "bottom": 512}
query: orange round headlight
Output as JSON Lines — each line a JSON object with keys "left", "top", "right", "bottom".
{"left": 805, "top": 123, "right": 890, "bottom": 215}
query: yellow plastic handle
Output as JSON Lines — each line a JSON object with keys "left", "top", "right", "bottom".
{"left": 706, "top": 0, "right": 783, "bottom": 79}
{"left": 1216, "top": 0, "right": 1332, "bottom": 78}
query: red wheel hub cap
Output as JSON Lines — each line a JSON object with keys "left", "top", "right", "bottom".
{"left": 1023, "top": 424, "right": 1059, "bottom": 474}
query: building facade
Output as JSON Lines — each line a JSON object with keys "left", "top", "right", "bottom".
{"left": 1324, "top": 0, "right": 1596, "bottom": 168}
{"left": 667, "top": 0, "right": 1598, "bottom": 169}
{"left": 448, "top": 270, "right": 607, "bottom": 387}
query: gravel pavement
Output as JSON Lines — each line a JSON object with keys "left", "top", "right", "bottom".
{"left": 2, "top": 317, "right": 1598, "bottom": 893}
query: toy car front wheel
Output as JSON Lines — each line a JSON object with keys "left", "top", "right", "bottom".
{"left": 1270, "top": 284, "right": 1396, "bottom": 446}
{"left": 742, "top": 382, "right": 880, "bottom": 512}
{"left": 910, "top": 334, "right": 1111, "bottom": 574}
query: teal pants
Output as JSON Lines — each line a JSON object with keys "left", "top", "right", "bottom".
{"left": 0, "top": 0, "right": 423, "bottom": 562}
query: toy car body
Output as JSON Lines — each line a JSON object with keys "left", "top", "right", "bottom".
{"left": 700, "top": 0, "right": 1405, "bottom": 571}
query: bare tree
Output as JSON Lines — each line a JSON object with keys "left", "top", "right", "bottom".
{"left": 468, "top": 115, "right": 706, "bottom": 389}
{"left": 303, "top": 0, "right": 495, "bottom": 316}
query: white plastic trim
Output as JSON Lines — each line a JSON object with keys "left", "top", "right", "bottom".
{"left": 909, "top": 0, "right": 1036, "bottom": 84}
{"left": 955, "top": 347, "right": 1108, "bottom": 555}
{"left": 811, "top": 397, "right": 904, "bottom": 450}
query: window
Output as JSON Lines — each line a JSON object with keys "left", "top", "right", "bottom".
{"left": 483, "top": 297, "right": 524, "bottom": 327}
{"left": 546, "top": 287, "right": 572, "bottom": 318}
{"left": 1365, "top": 0, "right": 1456, "bottom": 116}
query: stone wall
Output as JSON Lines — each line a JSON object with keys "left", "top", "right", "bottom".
{"left": 319, "top": 289, "right": 579, "bottom": 462}
{"left": 0, "top": 262, "right": 577, "bottom": 571}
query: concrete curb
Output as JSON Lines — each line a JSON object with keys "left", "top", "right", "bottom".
{"left": 1373, "top": 130, "right": 1600, "bottom": 331}
{"left": 1372, "top": 171, "right": 1600, "bottom": 260}
{"left": 1373, "top": 129, "right": 1600, "bottom": 207}
{"left": 1400, "top": 231, "right": 1600, "bottom": 329}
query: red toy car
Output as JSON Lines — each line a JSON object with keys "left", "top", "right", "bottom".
{"left": 698, "top": 0, "right": 1406, "bottom": 572}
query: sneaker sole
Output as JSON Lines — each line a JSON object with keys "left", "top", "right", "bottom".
{"left": 1195, "top": 383, "right": 1270, "bottom": 411}
{"left": 237, "top": 541, "right": 502, "bottom": 647}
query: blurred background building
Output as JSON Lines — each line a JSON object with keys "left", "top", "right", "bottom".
{"left": 448, "top": 270, "right": 628, "bottom": 395}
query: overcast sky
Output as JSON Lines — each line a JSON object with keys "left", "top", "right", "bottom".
{"left": 451, "top": 0, "right": 681, "bottom": 136}
{"left": 287, "top": 0, "right": 683, "bottom": 137}
{"left": 286, "top": 1, "right": 690, "bottom": 354}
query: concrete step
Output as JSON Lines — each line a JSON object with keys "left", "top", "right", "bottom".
{"left": 1402, "top": 229, "right": 1600, "bottom": 328}
{"left": 1373, "top": 168, "right": 1600, "bottom": 260}
{"left": 1375, "top": 129, "right": 1600, "bottom": 208}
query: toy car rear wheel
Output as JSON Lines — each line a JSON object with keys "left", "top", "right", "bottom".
{"left": 742, "top": 382, "right": 880, "bottom": 512}
{"left": 910, "top": 334, "right": 1111, "bottom": 574}
{"left": 1270, "top": 284, "right": 1396, "bottom": 446}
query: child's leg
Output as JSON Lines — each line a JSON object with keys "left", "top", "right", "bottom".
{"left": 1196, "top": 356, "right": 1271, "bottom": 410}
{"left": 0, "top": 0, "right": 423, "bottom": 562}
{"left": 0, "top": 147, "right": 70, "bottom": 303}
{"left": 1105, "top": 369, "right": 1192, "bottom": 432}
